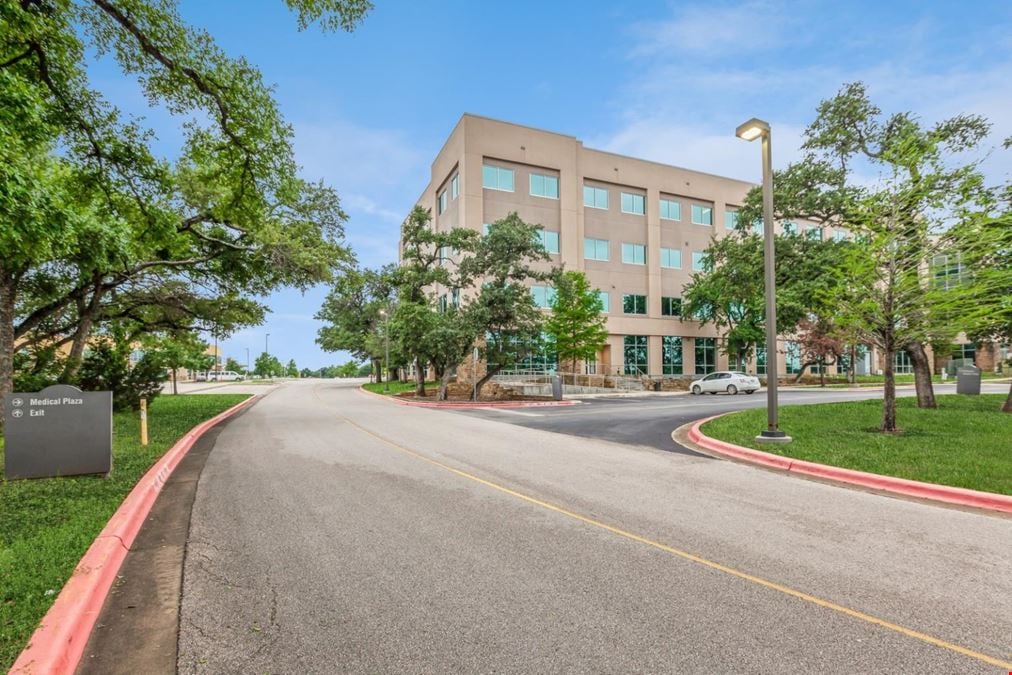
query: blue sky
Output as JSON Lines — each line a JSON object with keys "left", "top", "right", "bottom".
{"left": 92, "top": 0, "right": 1012, "bottom": 369}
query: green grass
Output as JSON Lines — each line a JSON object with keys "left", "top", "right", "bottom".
{"left": 0, "top": 394, "right": 249, "bottom": 670}
{"left": 362, "top": 380, "right": 436, "bottom": 395}
{"left": 790, "top": 372, "right": 1009, "bottom": 388}
{"left": 702, "top": 395, "right": 1012, "bottom": 495}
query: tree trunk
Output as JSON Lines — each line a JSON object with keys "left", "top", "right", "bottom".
{"left": 172, "top": 368, "right": 178, "bottom": 395}
{"left": 849, "top": 344, "right": 857, "bottom": 385}
{"left": 0, "top": 275, "right": 16, "bottom": 426}
{"left": 1003, "top": 381, "right": 1012, "bottom": 413}
{"left": 882, "top": 345, "right": 897, "bottom": 432}
{"left": 819, "top": 360, "right": 826, "bottom": 387}
{"left": 472, "top": 363, "right": 502, "bottom": 401}
{"left": 414, "top": 357, "right": 426, "bottom": 397}
{"left": 437, "top": 368, "right": 454, "bottom": 401}
{"left": 906, "top": 342, "right": 936, "bottom": 409}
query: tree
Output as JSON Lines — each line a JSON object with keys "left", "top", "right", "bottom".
{"left": 793, "top": 318, "right": 844, "bottom": 386}
{"left": 1, "top": 0, "right": 369, "bottom": 421}
{"left": 254, "top": 351, "right": 282, "bottom": 378}
{"left": 390, "top": 206, "right": 479, "bottom": 397}
{"left": 224, "top": 357, "right": 245, "bottom": 374}
{"left": 78, "top": 338, "right": 164, "bottom": 412}
{"left": 316, "top": 266, "right": 395, "bottom": 383}
{"left": 336, "top": 361, "right": 360, "bottom": 378}
{"left": 286, "top": 359, "right": 299, "bottom": 378}
{"left": 144, "top": 332, "right": 213, "bottom": 394}
{"left": 545, "top": 271, "right": 607, "bottom": 377}
{"left": 463, "top": 213, "right": 555, "bottom": 400}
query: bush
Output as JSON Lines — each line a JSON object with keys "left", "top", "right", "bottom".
{"left": 78, "top": 341, "right": 163, "bottom": 411}
{"left": 12, "top": 345, "right": 66, "bottom": 392}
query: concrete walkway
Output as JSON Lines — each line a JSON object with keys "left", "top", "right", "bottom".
{"left": 177, "top": 379, "right": 1011, "bottom": 673}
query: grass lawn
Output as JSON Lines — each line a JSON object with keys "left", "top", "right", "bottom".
{"left": 362, "top": 380, "right": 436, "bottom": 395}
{"left": 0, "top": 393, "right": 249, "bottom": 670}
{"left": 789, "top": 372, "right": 1009, "bottom": 388}
{"left": 701, "top": 395, "right": 1012, "bottom": 495}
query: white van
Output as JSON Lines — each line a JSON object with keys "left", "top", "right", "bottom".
{"left": 208, "top": 371, "right": 244, "bottom": 382}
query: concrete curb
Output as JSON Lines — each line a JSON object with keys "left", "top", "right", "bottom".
{"left": 357, "top": 385, "right": 577, "bottom": 408}
{"left": 683, "top": 415, "right": 1012, "bottom": 514}
{"left": 9, "top": 394, "right": 262, "bottom": 675}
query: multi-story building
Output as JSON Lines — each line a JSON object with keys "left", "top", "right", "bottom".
{"left": 408, "top": 114, "right": 1001, "bottom": 379}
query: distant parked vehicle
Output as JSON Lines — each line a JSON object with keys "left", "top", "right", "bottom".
{"left": 690, "top": 371, "right": 760, "bottom": 395}
{"left": 208, "top": 371, "right": 245, "bottom": 382}
{"left": 194, "top": 372, "right": 208, "bottom": 382}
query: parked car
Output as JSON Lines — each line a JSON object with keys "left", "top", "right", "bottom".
{"left": 208, "top": 371, "right": 245, "bottom": 382}
{"left": 690, "top": 371, "right": 760, "bottom": 395}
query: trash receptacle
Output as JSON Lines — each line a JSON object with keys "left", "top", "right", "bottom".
{"left": 551, "top": 375, "right": 563, "bottom": 400}
{"left": 956, "top": 366, "right": 981, "bottom": 395}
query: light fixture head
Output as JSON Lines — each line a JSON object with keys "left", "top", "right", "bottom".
{"left": 736, "top": 118, "right": 770, "bottom": 141}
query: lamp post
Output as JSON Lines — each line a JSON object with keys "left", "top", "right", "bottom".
{"left": 735, "top": 118, "right": 791, "bottom": 444}
{"left": 245, "top": 347, "right": 250, "bottom": 374}
{"left": 265, "top": 333, "right": 270, "bottom": 378}
{"left": 378, "top": 309, "right": 390, "bottom": 391}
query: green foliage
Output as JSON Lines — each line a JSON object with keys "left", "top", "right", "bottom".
{"left": 286, "top": 359, "right": 299, "bottom": 377}
{"left": 253, "top": 351, "right": 283, "bottom": 378}
{"left": 77, "top": 340, "right": 163, "bottom": 411}
{"left": 545, "top": 271, "right": 607, "bottom": 373}
{"left": 12, "top": 345, "right": 65, "bottom": 393}
{"left": 224, "top": 357, "right": 246, "bottom": 374}
{"left": 316, "top": 265, "right": 396, "bottom": 367}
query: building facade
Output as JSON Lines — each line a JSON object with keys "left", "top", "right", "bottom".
{"left": 408, "top": 114, "right": 1002, "bottom": 379}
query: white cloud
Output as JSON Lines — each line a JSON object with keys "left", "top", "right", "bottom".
{"left": 629, "top": 1, "right": 794, "bottom": 58}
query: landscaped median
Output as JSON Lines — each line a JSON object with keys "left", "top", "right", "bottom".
{"left": 0, "top": 393, "right": 254, "bottom": 671}
{"left": 689, "top": 395, "right": 1011, "bottom": 512}
{"left": 359, "top": 381, "right": 577, "bottom": 408}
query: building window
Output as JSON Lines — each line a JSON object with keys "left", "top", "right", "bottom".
{"left": 597, "top": 291, "right": 610, "bottom": 313}
{"left": 530, "top": 173, "right": 559, "bottom": 199}
{"left": 624, "top": 335, "right": 648, "bottom": 375}
{"left": 518, "top": 336, "right": 558, "bottom": 373}
{"left": 584, "top": 185, "right": 608, "bottom": 209}
{"left": 931, "top": 254, "right": 966, "bottom": 290}
{"left": 622, "top": 294, "right": 646, "bottom": 314}
{"left": 662, "top": 336, "right": 683, "bottom": 375}
{"left": 660, "top": 199, "right": 681, "bottom": 221}
{"left": 438, "top": 189, "right": 447, "bottom": 214}
{"left": 725, "top": 210, "right": 740, "bottom": 230}
{"left": 620, "top": 192, "right": 646, "bottom": 215}
{"left": 691, "top": 251, "right": 706, "bottom": 272}
{"left": 952, "top": 342, "right": 976, "bottom": 364}
{"left": 482, "top": 164, "right": 515, "bottom": 192}
{"left": 584, "top": 237, "right": 609, "bottom": 261}
{"left": 694, "top": 338, "right": 715, "bottom": 374}
{"left": 451, "top": 173, "right": 459, "bottom": 200}
{"left": 833, "top": 229, "right": 847, "bottom": 242}
{"left": 621, "top": 243, "right": 646, "bottom": 265}
{"left": 753, "top": 220, "right": 764, "bottom": 236}
{"left": 538, "top": 230, "right": 560, "bottom": 254}
{"left": 806, "top": 226, "right": 822, "bottom": 241}
{"left": 451, "top": 287, "right": 460, "bottom": 306}
{"left": 756, "top": 347, "right": 766, "bottom": 375}
{"left": 438, "top": 294, "right": 448, "bottom": 312}
{"left": 585, "top": 357, "right": 597, "bottom": 375}
{"left": 782, "top": 221, "right": 797, "bottom": 236}
{"left": 661, "top": 296, "right": 682, "bottom": 317}
{"left": 438, "top": 245, "right": 453, "bottom": 263}
{"left": 786, "top": 341, "right": 802, "bottom": 374}
{"left": 691, "top": 204, "right": 712, "bottom": 226}
{"left": 894, "top": 350, "right": 913, "bottom": 374}
{"left": 660, "top": 247, "right": 681, "bottom": 269}
{"left": 482, "top": 223, "right": 491, "bottom": 236}
{"left": 531, "top": 285, "right": 557, "bottom": 309}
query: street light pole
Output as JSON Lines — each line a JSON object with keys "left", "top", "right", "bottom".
{"left": 265, "top": 333, "right": 270, "bottom": 378}
{"left": 378, "top": 309, "right": 390, "bottom": 392}
{"left": 736, "top": 118, "right": 791, "bottom": 444}
{"left": 245, "top": 347, "right": 250, "bottom": 374}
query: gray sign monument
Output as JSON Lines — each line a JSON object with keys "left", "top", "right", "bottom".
{"left": 3, "top": 384, "right": 112, "bottom": 480}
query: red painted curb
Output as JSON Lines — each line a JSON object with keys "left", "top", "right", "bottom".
{"left": 9, "top": 394, "right": 262, "bottom": 675}
{"left": 356, "top": 385, "right": 576, "bottom": 408}
{"left": 686, "top": 415, "right": 1012, "bottom": 514}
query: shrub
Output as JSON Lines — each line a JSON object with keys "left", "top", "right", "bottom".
{"left": 78, "top": 341, "right": 163, "bottom": 411}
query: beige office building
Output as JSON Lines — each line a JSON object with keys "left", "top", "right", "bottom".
{"left": 411, "top": 114, "right": 852, "bottom": 379}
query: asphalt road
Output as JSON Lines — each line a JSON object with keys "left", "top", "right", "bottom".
{"left": 449, "top": 382, "right": 1012, "bottom": 455}
{"left": 177, "top": 379, "right": 1012, "bottom": 673}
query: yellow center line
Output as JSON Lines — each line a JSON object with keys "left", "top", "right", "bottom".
{"left": 317, "top": 385, "right": 1011, "bottom": 670}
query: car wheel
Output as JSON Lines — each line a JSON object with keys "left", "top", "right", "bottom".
{"left": 692, "top": 385, "right": 701, "bottom": 395}
{"left": 745, "top": 390, "right": 755, "bottom": 394}
{"left": 727, "top": 384, "right": 738, "bottom": 395}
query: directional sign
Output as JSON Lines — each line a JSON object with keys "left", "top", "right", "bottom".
{"left": 3, "top": 384, "right": 112, "bottom": 479}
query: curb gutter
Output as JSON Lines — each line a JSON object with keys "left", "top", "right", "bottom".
{"left": 9, "top": 394, "right": 262, "bottom": 675}
{"left": 357, "top": 385, "right": 577, "bottom": 408}
{"left": 686, "top": 415, "right": 1012, "bottom": 514}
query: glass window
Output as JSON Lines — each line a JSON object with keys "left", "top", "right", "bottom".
{"left": 598, "top": 291, "right": 610, "bottom": 313}
{"left": 438, "top": 190, "right": 447, "bottom": 214}
{"left": 482, "top": 223, "right": 491, "bottom": 236}
{"left": 691, "top": 251, "right": 706, "bottom": 272}
{"left": 662, "top": 336, "right": 683, "bottom": 375}
{"left": 622, "top": 294, "right": 646, "bottom": 314}
{"left": 834, "top": 229, "right": 847, "bottom": 242}
{"left": 660, "top": 199, "right": 681, "bottom": 221}
{"left": 931, "top": 254, "right": 966, "bottom": 290}
{"left": 806, "top": 226, "right": 822, "bottom": 241}
{"left": 538, "top": 230, "right": 560, "bottom": 254}
{"left": 530, "top": 173, "right": 559, "bottom": 199}
{"left": 531, "top": 285, "right": 557, "bottom": 309}
{"left": 756, "top": 347, "right": 767, "bottom": 375}
{"left": 451, "top": 287, "right": 460, "bottom": 306}
{"left": 621, "top": 243, "right": 646, "bottom": 265}
{"left": 482, "top": 164, "right": 514, "bottom": 191}
{"left": 952, "top": 342, "right": 976, "bottom": 364}
{"left": 438, "top": 245, "right": 452, "bottom": 262}
{"left": 584, "top": 238, "right": 609, "bottom": 261}
{"left": 624, "top": 335, "right": 648, "bottom": 375}
{"left": 725, "top": 210, "right": 739, "bottom": 229}
{"left": 583, "top": 186, "right": 608, "bottom": 209}
{"left": 893, "top": 351, "right": 914, "bottom": 374}
{"left": 786, "top": 341, "right": 802, "bottom": 374}
{"left": 451, "top": 174, "right": 459, "bottom": 200}
{"left": 661, "top": 296, "right": 682, "bottom": 317}
{"left": 753, "top": 220, "right": 764, "bottom": 236}
{"left": 620, "top": 192, "right": 646, "bottom": 215}
{"left": 694, "top": 338, "right": 716, "bottom": 374}
{"left": 660, "top": 248, "right": 681, "bottom": 269}
{"left": 782, "top": 221, "right": 797, "bottom": 236}
{"left": 691, "top": 204, "right": 713, "bottom": 226}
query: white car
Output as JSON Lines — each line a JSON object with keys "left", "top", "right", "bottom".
{"left": 208, "top": 371, "right": 245, "bottom": 382}
{"left": 690, "top": 371, "right": 760, "bottom": 395}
